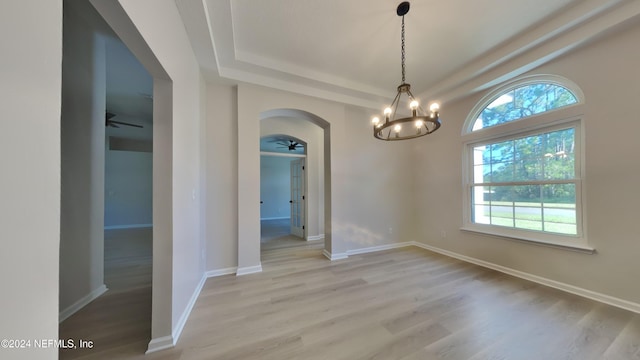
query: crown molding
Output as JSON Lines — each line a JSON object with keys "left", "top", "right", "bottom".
{"left": 178, "top": 0, "right": 640, "bottom": 109}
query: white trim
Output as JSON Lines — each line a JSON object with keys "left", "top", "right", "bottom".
{"left": 306, "top": 234, "right": 325, "bottom": 241}
{"left": 59, "top": 284, "right": 108, "bottom": 323}
{"left": 145, "top": 335, "right": 174, "bottom": 354}
{"left": 206, "top": 267, "right": 238, "bottom": 277}
{"left": 260, "top": 217, "right": 290, "bottom": 221}
{"left": 148, "top": 267, "right": 242, "bottom": 354}
{"left": 260, "top": 151, "right": 306, "bottom": 158}
{"left": 322, "top": 249, "right": 348, "bottom": 261}
{"left": 346, "top": 242, "right": 413, "bottom": 256}
{"left": 236, "top": 264, "right": 263, "bottom": 276}
{"left": 104, "top": 223, "right": 152, "bottom": 230}
{"left": 411, "top": 242, "right": 640, "bottom": 314}
{"left": 170, "top": 273, "right": 207, "bottom": 347}
{"left": 460, "top": 226, "right": 595, "bottom": 254}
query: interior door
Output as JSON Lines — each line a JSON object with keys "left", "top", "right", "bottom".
{"left": 290, "top": 158, "right": 305, "bottom": 238}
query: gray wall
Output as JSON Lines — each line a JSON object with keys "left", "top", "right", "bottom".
{"left": 0, "top": 1, "right": 62, "bottom": 359}
{"left": 59, "top": 0, "right": 107, "bottom": 317}
{"left": 413, "top": 19, "right": 640, "bottom": 306}
{"left": 204, "top": 84, "right": 238, "bottom": 271}
{"left": 117, "top": 0, "right": 205, "bottom": 340}
{"left": 260, "top": 156, "right": 292, "bottom": 220}
{"left": 205, "top": 83, "right": 415, "bottom": 271}
{"left": 104, "top": 145, "right": 153, "bottom": 227}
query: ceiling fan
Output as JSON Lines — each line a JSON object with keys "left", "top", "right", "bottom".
{"left": 105, "top": 111, "right": 143, "bottom": 128}
{"left": 274, "top": 139, "right": 304, "bottom": 151}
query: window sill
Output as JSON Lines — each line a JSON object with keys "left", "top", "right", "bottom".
{"left": 460, "top": 226, "right": 596, "bottom": 254}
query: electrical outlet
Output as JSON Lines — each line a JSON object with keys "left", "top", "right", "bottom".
{"left": 441, "top": 230, "right": 447, "bottom": 238}
{"left": 388, "top": 227, "right": 393, "bottom": 234}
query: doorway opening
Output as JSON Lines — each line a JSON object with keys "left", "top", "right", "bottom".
{"left": 259, "top": 111, "right": 326, "bottom": 257}
{"left": 260, "top": 135, "right": 309, "bottom": 251}
{"left": 59, "top": 0, "right": 174, "bottom": 356}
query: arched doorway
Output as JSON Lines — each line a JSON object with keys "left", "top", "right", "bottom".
{"left": 237, "top": 104, "right": 334, "bottom": 275}
{"left": 259, "top": 134, "right": 310, "bottom": 250}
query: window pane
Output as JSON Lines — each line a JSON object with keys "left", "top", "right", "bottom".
{"left": 472, "top": 83, "right": 578, "bottom": 131}
{"left": 513, "top": 185, "right": 542, "bottom": 231}
{"left": 473, "top": 205, "right": 491, "bottom": 225}
{"left": 491, "top": 204, "right": 513, "bottom": 227}
{"left": 514, "top": 158, "right": 542, "bottom": 181}
{"left": 542, "top": 184, "right": 577, "bottom": 235}
{"left": 491, "top": 162, "right": 514, "bottom": 183}
{"left": 477, "top": 128, "right": 576, "bottom": 185}
{"left": 474, "top": 164, "right": 492, "bottom": 184}
{"left": 490, "top": 141, "right": 513, "bottom": 163}
{"left": 472, "top": 186, "right": 491, "bottom": 224}
{"left": 543, "top": 128, "right": 575, "bottom": 180}
{"left": 542, "top": 183, "right": 576, "bottom": 205}
{"left": 489, "top": 185, "right": 513, "bottom": 227}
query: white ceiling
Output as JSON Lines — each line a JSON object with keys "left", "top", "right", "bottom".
{"left": 177, "top": 0, "right": 640, "bottom": 109}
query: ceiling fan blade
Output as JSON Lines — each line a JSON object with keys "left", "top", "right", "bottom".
{"left": 108, "top": 120, "right": 143, "bottom": 128}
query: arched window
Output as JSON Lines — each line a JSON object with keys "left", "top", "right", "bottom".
{"left": 462, "top": 75, "right": 592, "bottom": 252}
{"left": 471, "top": 83, "right": 578, "bottom": 131}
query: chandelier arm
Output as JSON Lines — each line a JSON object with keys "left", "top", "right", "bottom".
{"left": 391, "top": 93, "right": 401, "bottom": 121}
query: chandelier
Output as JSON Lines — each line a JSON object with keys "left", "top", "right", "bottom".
{"left": 372, "top": 2, "right": 441, "bottom": 141}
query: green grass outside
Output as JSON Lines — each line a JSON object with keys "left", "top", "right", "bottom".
{"left": 475, "top": 201, "right": 577, "bottom": 235}
{"left": 475, "top": 200, "right": 575, "bottom": 209}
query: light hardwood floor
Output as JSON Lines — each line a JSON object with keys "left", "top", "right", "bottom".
{"left": 59, "top": 228, "right": 152, "bottom": 359}
{"left": 261, "top": 218, "right": 312, "bottom": 251}
{"left": 61, "top": 229, "right": 640, "bottom": 359}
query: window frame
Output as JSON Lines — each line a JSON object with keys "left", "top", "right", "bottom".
{"left": 461, "top": 75, "right": 592, "bottom": 253}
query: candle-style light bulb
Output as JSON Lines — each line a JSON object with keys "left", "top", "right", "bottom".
{"left": 394, "top": 124, "right": 402, "bottom": 133}
{"left": 371, "top": 117, "right": 380, "bottom": 125}
{"left": 384, "top": 107, "right": 392, "bottom": 121}
{"left": 429, "top": 103, "right": 440, "bottom": 112}
{"left": 410, "top": 100, "right": 419, "bottom": 116}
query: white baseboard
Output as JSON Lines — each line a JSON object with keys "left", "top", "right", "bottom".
{"left": 170, "top": 273, "right": 207, "bottom": 348}
{"left": 307, "top": 234, "right": 325, "bottom": 241}
{"left": 148, "top": 267, "right": 243, "bottom": 353}
{"left": 322, "top": 249, "right": 348, "bottom": 261}
{"left": 146, "top": 335, "right": 174, "bottom": 354}
{"left": 260, "top": 217, "right": 290, "bottom": 221}
{"left": 59, "top": 284, "right": 108, "bottom": 323}
{"left": 206, "top": 267, "right": 238, "bottom": 277}
{"left": 411, "top": 241, "right": 640, "bottom": 314}
{"left": 346, "top": 242, "right": 412, "bottom": 256}
{"left": 236, "top": 264, "right": 263, "bottom": 276}
{"left": 104, "top": 223, "right": 152, "bottom": 230}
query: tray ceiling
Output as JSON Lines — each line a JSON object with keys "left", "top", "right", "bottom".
{"left": 177, "top": 0, "right": 640, "bottom": 108}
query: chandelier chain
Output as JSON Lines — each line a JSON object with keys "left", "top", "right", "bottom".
{"left": 401, "top": 15, "right": 406, "bottom": 84}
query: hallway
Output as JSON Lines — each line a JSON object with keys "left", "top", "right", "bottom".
{"left": 261, "top": 218, "right": 312, "bottom": 251}
{"left": 59, "top": 228, "right": 152, "bottom": 359}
